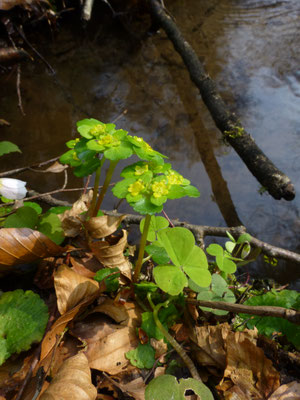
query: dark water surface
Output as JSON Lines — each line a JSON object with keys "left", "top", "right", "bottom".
{"left": 1, "top": 0, "right": 300, "bottom": 286}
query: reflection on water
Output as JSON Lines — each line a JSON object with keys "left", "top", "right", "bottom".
{"left": 0, "top": 0, "right": 300, "bottom": 286}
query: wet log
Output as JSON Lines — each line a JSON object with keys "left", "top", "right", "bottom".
{"left": 149, "top": 0, "right": 295, "bottom": 201}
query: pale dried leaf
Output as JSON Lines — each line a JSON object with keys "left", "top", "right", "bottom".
{"left": 0, "top": 228, "right": 62, "bottom": 273}
{"left": 85, "top": 214, "right": 126, "bottom": 239}
{"left": 90, "top": 230, "right": 132, "bottom": 280}
{"left": 54, "top": 265, "right": 99, "bottom": 314}
{"left": 268, "top": 381, "right": 300, "bottom": 399}
{"left": 44, "top": 161, "right": 68, "bottom": 173}
{"left": 59, "top": 192, "right": 92, "bottom": 237}
{"left": 86, "top": 326, "right": 138, "bottom": 374}
{"left": 40, "top": 353, "right": 97, "bottom": 400}
{"left": 116, "top": 376, "right": 145, "bottom": 400}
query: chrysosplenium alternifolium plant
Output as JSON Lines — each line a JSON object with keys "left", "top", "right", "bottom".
{"left": 60, "top": 118, "right": 208, "bottom": 286}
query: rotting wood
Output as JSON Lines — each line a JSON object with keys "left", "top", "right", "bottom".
{"left": 149, "top": 0, "right": 295, "bottom": 201}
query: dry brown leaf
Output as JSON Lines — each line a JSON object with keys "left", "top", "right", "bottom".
{"left": 39, "top": 353, "right": 97, "bottom": 400}
{"left": 0, "top": 228, "right": 62, "bottom": 272}
{"left": 85, "top": 325, "right": 138, "bottom": 374}
{"left": 91, "top": 298, "right": 141, "bottom": 327}
{"left": 85, "top": 214, "right": 126, "bottom": 239}
{"left": 218, "top": 335, "right": 280, "bottom": 399}
{"left": 70, "top": 253, "right": 101, "bottom": 278}
{"left": 90, "top": 229, "right": 132, "bottom": 280}
{"left": 59, "top": 192, "right": 92, "bottom": 237}
{"left": 40, "top": 291, "right": 99, "bottom": 362}
{"left": 191, "top": 323, "right": 229, "bottom": 370}
{"left": 268, "top": 381, "right": 300, "bottom": 399}
{"left": 54, "top": 265, "right": 99, "bottom": 315}
{"left": 43, "top": 161, "right": 68, "bottom": 173}
{"left": 0, "top": 0, "right": 47, "bottom": 10}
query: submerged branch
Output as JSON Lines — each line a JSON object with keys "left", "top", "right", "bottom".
{"left": 149, "top": 0, "right": 295, "bottom": 201}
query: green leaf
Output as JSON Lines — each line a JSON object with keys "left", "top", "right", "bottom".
{"left": 140, "top": 216, "right": 169, "bottom": 242}
{"left": 0, "top": 290, "right": 48, "bottom": 366}
{"left": 206, "top": 243, "right": 223, "bottom": 257}
{"left": 216, "top": 255, "right": 237, "bottom": 274}
{"left": 146, "top": 375, "right": 182, "bottom": 400}
{"left": 141, "top": 312, "right": 164, "bottom": 341}
{"left": 184, "top": 246, "right": 208, "bottom": 269}
{"left": 104, "top": 143, "right": 133, "bottom": 161}
{"left": 237, "top": 233, "right": 252, "bottom": 244}
{"left": 225, "top": 241, "right": 236, "bottom": 254}
{"left": 23, "top": 202, "right": 42, "bottom": 215}
{"left": 153, "top": 265, "right": 187, "bottom": 295}
{"left": 74, "top": 157, "right": 101, "bottom": 177}
{"left": 94, "top": 268, "right": 120, "bottom": 292}
{"left": 240, "top": 290, "right": 300, "bottom": 349}
{"left": 48, "top": 206, "right": 72, "bottom": 214}
{"left": 226, "top": 231, "right": 236, "bottom": 242}
{"left": 59, "top": 149, "right": 81, "bottom": 167}
{"left": 131, "top": 197, "right": 163, "bottom": 215}
{"left": 145, "top": 244, "right": 170, "bottom": 265}
{"left": 77, "top": 118, "right": 103, "bottom": 138}
{"left": 157, "top": 227, "right": 195, "bottom": 267}
{"left": 183, "top": 266, "right": 211, "bottom": 288}
{"left": 178, "top": 378, "right": 214, "bottom": 400}
{"left": 145, "top": 375, "right": 213, "bottom": 400}
{"left": 125, "top": 343, "right": 155, "bottom": 369}
{"left": 134, "top": 282, "right": 158, "bottom": 295}
{"left": 0, "top": 141, "right": 21, "bottom": 157}
{"left": 196, "top": 274, "right": 236, "bottom": 315}
{"left": 37, "top": 213, "right": 64, "bottom": 245}
{"left": 4, "top": 207, "right": 38, "bottom": 229}
{"left": 112, "top": 177, "right": 136, "bottom": 199}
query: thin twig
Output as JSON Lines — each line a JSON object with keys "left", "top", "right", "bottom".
{"left": 0, "top": 156, "right": 60, "bottom": 177}
{"left": 16, "top": 64, "right": 25, "bottom": 116}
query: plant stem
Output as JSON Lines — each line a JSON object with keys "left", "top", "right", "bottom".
{"left": 148, "top": 294, "right": 201, "bottom": 381}
{"left": 89, "top": 158, "right": 105, "bottom": 217}
{"left": 133, "top": 213, "right": 151, "bottom": 282}
{"left": 92, "top": 160, "right": 118, "bottom": 217}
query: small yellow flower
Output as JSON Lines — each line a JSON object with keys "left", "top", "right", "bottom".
{"left": 134, "top": 164, "right": 149, "bottom": 176}
{"left": 133, "top": 136, "right": 153, "bottom": 152}
{"left": 152, "top": 181, "right": 169, "bottom": 198}
{"left": 90, "top": 124, "right": 106, "bottom": 136}
{"left": 167, "top": 171, "right": 184, "bottom": 185}
{"left": 97, "top": 134, "right": 120, "bottom": 147}
{"left": 72, "top": 152, "right": 80, "bottom": 161}
{"left": 128, "top": 180, "right": 145, "bottom": 197}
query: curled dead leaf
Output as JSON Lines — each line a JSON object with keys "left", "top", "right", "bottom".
{"left": 54, "top": 265, "right": 99, "bottom": 315}
{"left": 0, "top": 228, "right": 63, "bottom": 273}
{"left": 268, "top": 381, "right": 300, "bottom": 399}
{"left": 91, "top": 298, "right": 141, "bottom": 327}
{"left": 59, "top": 192, "right": 92, "bottom": 237}
{"left": 90, "top": 229, "right": 132, "bottom": 280}
{"left": 85, "top": 214, "right": 126, "bottom": 239}
{"left": 40, "top": 353, "right": 97, "bottom": 400}
{"left": 43, "top": 161, "right": 68, "bottom": 173}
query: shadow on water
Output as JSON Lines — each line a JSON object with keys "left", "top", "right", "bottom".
{"left": 0, "top": 0, "right": 300, "bottom": 286}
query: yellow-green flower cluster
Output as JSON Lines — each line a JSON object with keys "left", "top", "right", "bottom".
{"left": 128, "top": 180, "right": 145, "bottom": 197}
{"left": 151, "top": 180, "right": 169, "bottom": 198}
{"left": 97, "top": 134, "right": 121, "bottom": 148}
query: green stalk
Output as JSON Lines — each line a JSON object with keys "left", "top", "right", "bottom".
{"left": 92, "top": 160, "right": 118, "bottom": 217}
{"left": 148, "top": 293, "right": 201, "bottom": 381}
{"left": 133, "top": 213, "right": 151, "bottom": 282}
{"left": 89, "top": 157, "right": 105, "bottom": 217}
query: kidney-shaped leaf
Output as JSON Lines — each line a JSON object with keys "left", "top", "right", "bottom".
{"left": 0, "top": 228, "right": 62, "bottom": 272}
{"left": 40, "top": 353, "right": 97, "bottom": 400}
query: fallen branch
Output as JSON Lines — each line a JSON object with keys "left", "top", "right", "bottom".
{"left": 186, "top": 298, "right": 300, "bottom": 325}
{"left": 1, "top": 187, "right": 299, "bottom": 264}
{"left": 149, "top": 0, "right": 295, "bottom": 201}
{"left": 0, "top": 156, "right": 60, "bottom": 178}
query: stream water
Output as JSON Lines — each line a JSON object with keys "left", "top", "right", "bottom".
{"left": 1, "top": 0, "right": 300, "bottom": 287}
